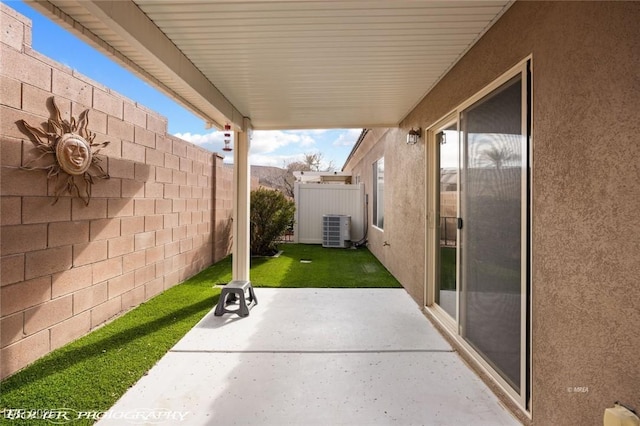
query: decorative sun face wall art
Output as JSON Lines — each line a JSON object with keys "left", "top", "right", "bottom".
{"left": 18, "top": 97, "right": 110, "bottom": 205}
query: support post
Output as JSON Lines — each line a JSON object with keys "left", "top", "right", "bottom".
{"left": 232, "top": 118, "right": 251, "bottom": 281}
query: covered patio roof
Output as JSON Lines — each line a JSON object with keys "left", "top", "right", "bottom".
{"left": 29, "top": 0, "right": 512, "bottom": 131}
{"left": 25, "top": 0, "right": 513, "bottom": 283}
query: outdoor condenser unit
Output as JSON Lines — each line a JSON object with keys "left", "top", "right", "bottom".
{"left": 322, "top": 214, "right": 351, "bottom": 248}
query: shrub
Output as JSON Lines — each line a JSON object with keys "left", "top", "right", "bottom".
{"left": 250, "top": 188, "right": 295, "bottom": 256}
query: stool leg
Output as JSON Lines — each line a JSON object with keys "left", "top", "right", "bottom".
{"left": 237, "top": 291, "right": 249, "bottom": 317}
{"left": 248, "top": 286, "right": 257, "bottom": 305}
{"left": 214, "top": 291, "right": 228, "bottom": 316}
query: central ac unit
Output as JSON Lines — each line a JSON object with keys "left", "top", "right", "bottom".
{"left": 322, "top": 215, "right": 351, "bottom": 248}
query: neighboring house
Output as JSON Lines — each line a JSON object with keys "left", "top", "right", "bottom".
{"left": 342, "top": 2, "right": 640, "bottom": 424}
{"left": 292, "top": 171, "right": 353, "bottom": 185}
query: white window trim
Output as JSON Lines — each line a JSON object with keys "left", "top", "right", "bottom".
{"left": 372, "top": 157, "right": 384, "bottom": 231}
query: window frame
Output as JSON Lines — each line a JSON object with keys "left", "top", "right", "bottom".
{"left": 372, "top": 157, "right": 385, "bottom": 230}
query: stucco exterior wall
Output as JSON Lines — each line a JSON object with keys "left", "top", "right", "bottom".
{"left": 345, "top": 1, "right": 640, "bottom": 424}
{"left": 0, "top": 5, "right": 233, "bottom": 378}
{"left": 343, "top": 127, "right": 426, "bottom": 304}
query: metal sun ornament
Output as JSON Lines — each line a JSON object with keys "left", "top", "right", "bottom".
{"left": 222, "top": 124, "right": 232, "bottom": 152}
{"left": 18, "top": 97, "right": 110, "bottom": 205}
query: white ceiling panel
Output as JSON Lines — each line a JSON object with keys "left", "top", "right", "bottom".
{"left": 29, "top": 0, "right": 512, "bottom": 130}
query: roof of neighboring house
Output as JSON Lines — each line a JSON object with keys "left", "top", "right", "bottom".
{"left": 342, "top": 129, "right": 370, "bottom": 171}
{"left": 293, "top": 171, "right": 353, "bottom": 184}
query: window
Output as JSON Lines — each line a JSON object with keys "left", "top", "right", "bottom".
{"left": 373, "top": 157, "right": 384, "bottom": 229}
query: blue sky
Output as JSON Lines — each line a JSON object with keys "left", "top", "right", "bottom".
{"left": 6, "top": 1, "right": 361, "bottom": 169}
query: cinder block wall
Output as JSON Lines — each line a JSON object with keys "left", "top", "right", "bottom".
{"left": 0, "top": 5, "right": 233, "bottom": 378}
{"left": 212, "top": 157, "right": 233, "bottom": 262}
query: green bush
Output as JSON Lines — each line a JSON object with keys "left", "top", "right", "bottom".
{"left": 250, "top": 188, "right": 295, "bottom": 256}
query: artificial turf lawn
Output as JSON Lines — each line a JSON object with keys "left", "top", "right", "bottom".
{"left": 0, "top": 277, "right": 220, "bottom": 426}
{"left": 0, "top": 244, "right": 399, "bottom": 425}
{"left": 215, "top": 243, "right": 401, "bottom": 288}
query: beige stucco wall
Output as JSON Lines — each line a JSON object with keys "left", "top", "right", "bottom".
{"left": 0, "top": 5, "right": 234, "bottom": 378}
{"left": 343, "top": 127, "right": 427, "bottom": 303}
{"left": 345, "top": 1, "right": 640, "bottom": 424}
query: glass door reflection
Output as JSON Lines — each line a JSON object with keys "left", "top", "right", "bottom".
{"left": 460, "top": 75, "right": 524, "bottom": 391}
{"left": 436, "top": 123, "right": 459, "bottom": 320}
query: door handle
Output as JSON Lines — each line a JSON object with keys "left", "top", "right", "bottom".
{"left": 457, "top": 218, "right": 463, "bottom": 230}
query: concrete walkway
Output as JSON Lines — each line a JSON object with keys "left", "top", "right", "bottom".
{"left": 97, "top": 289, "right": 521, "bottom": 426}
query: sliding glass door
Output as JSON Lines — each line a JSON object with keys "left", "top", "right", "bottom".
{"left": 460, "top": 74, "right": 526, "bottom": 392}
{"left": 428, "top": 59, "right": 530, "bottom": 405}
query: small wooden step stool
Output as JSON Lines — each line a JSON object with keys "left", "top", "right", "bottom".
{"left": 214, "top": 280, "right": 257, "bottom": 317}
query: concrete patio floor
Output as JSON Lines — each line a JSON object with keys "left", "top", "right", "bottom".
{"left": 97, "top": 288, "right": 521, "bottom": 426}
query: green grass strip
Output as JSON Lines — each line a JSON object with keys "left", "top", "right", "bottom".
{"left": 250, "top": 244, "right": 401, "bottom": 288}
{"left": 0, "top": 245, "right": 399, "bottom": 425}
{"left": 0, "top": 276, "right": 221, "bottom": 425}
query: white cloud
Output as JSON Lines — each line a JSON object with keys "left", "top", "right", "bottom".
{"left": 248, "top": 153, "right": 304, "bottom": 167}
{"left": 174, "top": 131, "right": 224, "bottom": 146}
{"left": 175, "top": 128, "right": 359, "bottom": 169}
{"left": 298, "top": 134, "right": 316, "bottom": 147}
{"left": 332, "top": 128, "right": 362, "bottom": 147}
{"left": 250, "top": 130, "right": 317, "bottom": 155}
{"left": 176, "top": 129, "right": 319, "bottom": 153}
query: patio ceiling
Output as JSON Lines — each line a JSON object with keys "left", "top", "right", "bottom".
{"left": 29, "top": 0, "right": 512, "bottom": 131}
